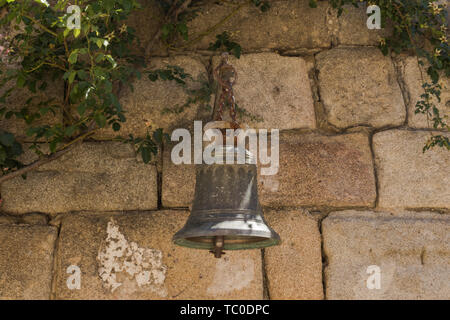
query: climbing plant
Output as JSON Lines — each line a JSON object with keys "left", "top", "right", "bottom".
{"left": 0, "top": 0, "right": 147, "bottom": 181}
{"left": 0, "top": 0, "right": 448, "bottom": 183}
{"left": 311, "top": 0, "right": 449, "bottom": 150}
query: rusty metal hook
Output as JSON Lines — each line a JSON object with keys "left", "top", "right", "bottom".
{"left": 213, "top": 52, "right": 238, "bottom": 126}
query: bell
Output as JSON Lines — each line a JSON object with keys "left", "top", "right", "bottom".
{"left": 173, "top": 144, "right": 281, "bottom": 258}
{"left": 173, "top": 52, "right": 280, "bottom": 257}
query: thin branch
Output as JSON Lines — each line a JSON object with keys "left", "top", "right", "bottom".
{"left": 144, "top": 0, "right": 192, "bottom": 57}
{"left": 23, "top": 14, "right": 58, "bottom": 38}
{"left": 172, "top": 1, "right": 245, "bottom": 50}
{"left": 0, "top": 127, "right": 98, "bottom": 184}
{"left": 0, "top": 142, "right": 75, "bottom": 184}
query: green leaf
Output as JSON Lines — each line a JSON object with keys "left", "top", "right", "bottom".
{"left": 63, "top": 28, "right": 71, "bottom": 38}
{"left": 68, "top": 71, "right": 76, "bottom": 84}
{"left": 11, "top": 141, "right": 23, "bottom": 156}
{"left": 64, "top": 126, "right": 76, "bottom": 137}
{"left": 427, "top": 67, "right": 439, "bottom": 84}
{"left": 16, "top": 74, "right": 26, "bottom": 88}
{"left": 141, "top": 147, "right": 151, "bottom": 164}
{"left": 95, "top": 53, "right": 105, "bottom": 63}
{"left": 309, "top": 0, "right": 317, "bottom": 8}
{"left": 112, "top": 122, "right": 121, "bottom": 131}
{"left": 153, "top": 128, "right": 163, "bottom": 143}
{"left": 0, "top": 147, "right": 6, "bottom": 163}
{"left": 77, "top": 103, "right": 86, "bottom": 116}
{"left": 77, "top": 70, "right": 88, "bottom": 80}
{"left": 177, "top": 23, "right": 188, "bottom": 41}
{"left": 49, "top": 140, "right": 58, "bottom": 153}
{"left": 94, "top": 113, "right": 107, "bottom": 128}
{"left": 0, "top": 132, "right": 15, "bottom": 146}
{"left": 161, "top": 24, "right": 172, "bottom": 40}
{"left": 68, "top": 50, "right": 79, "bottom": 64}
{"left": 232, "top": 44, "right": 241, "bottom": 58}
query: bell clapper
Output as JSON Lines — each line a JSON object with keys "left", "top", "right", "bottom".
{"left": 213, "top": 236, "right": 225, "bottom": 258}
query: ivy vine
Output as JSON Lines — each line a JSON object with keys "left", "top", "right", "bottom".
{"left": 0, "top": 0, "right": 447, "bottom": 184}
{"left": 312, "top": 0, "right": 449, "bottom": 150}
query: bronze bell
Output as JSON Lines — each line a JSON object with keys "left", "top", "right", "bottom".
{"left": 173, "top": 145, "right": 281, "bottom": 257}
{"left": 172, "top": 52, "right": 280, "bottom": 257}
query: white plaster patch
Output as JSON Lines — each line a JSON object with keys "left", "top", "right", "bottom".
{"left": 97, "top": 218, "right": 167, "bottom": 297}
{"left": 207, "top": 257, "right": 254, "bottom": 295}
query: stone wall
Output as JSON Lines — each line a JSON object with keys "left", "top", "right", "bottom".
{"left": 0, "top": 0, "right": 449, "bottom": 300}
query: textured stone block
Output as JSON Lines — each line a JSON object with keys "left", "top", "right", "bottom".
{"left": 54, "top": 211, "right": 263, "bottom": 299}
{"left": 162, "top": 143, "right": 195, "bottom": 208}
{"left": 264, "top": 209, "right": 323, "bottom": 299}
{"left": 397, "top": 56, "right": 450, "bottom": 129}
{"left": 260, "top": 131, "right": 376, "bottom": 208}
{"left": 186, "top": 0, "right": 331, "bottom": 51}
{"left": 95, "top": 55, "right": 211, "bottom": 139}
{"left": 162, "top": 131, "right": 376, "bottom": 209}
{"left": 212, "top": 53, "right": 316, "bottom": 130}
{"left": 1, "top": 142, "right": 157, "bottom": 214}
{"left": 0, "top": 224, "right": 57, "bottom": 299}
{"left": 336, "top": 4, "right": 392, "bottom": 46}
{"left": 373, "top": 129, "right": 450, "bottom": 210}
{"left": 316, "top": 47, "right": 405, "bottom": 128}
{"left": 126, "top": 0, "right": 165, "bottom": 56}
{"left": 323, "top": 210, "right": 450, "bottom": 299}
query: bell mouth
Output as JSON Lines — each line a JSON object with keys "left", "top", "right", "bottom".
{"left": 174, "top": 235, "right": 279, "bottom": 250}
{"left": 173, "top": 210, "right": 281, "bottom": 250}
{"left": 173, "top": 219, "right": 281, "bottom": 250}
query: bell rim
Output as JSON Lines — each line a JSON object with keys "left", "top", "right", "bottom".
{"left": 172, "top": 222, "right": 281, "bottom": 250}
{"left": 173, "top": 238, "right": 281, "bottom": 251}
{"left": 173, "top": 235, "right": 280, "bottom": 250}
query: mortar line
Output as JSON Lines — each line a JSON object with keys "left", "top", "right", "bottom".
{"left": 261, "top": 248, "right": 271, "bottom": 300}
{"left": 318, "top": 215, "right": 329, "bottom": 300}
{"left": 368, "top": 132, "right": 380, "bottom": 209}
{"left": 49, "top": 222, "right": 62, "bottom": 300}
{"left": 157, "top": 141, "right": 164, "bottom": 210}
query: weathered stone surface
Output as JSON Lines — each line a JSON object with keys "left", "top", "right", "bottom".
{"left": 95, "top": 55, "right": 211, "bottom": 139}
{"left": 260, "top": 131, "right": 376, "bottom": 208}
{"left": 323, "top": 210, "right": 450, "bottom": 299}
{"left": 162, "top": 142, "right": 195, "bottom": 208}
{"left": 162, "top": 131, "right": 376, "bottom": 208}
{"left": 0, "top": 79, "right": 63, "bottom": 142}
{"left": 336, "top": 4, "right": 392, "bottom": 46}
{"left": 0, "top": 224, "right": 57, "bottom": 299}
{"left": 397, "top": 56, "right": 450, "bottom": 129}
{"left": 264, "top": 209, "right": 323, "bottom": 299}
{"left": 186, "top": 0, "right": 331, "bottom": 51}
{"left": 126, "top": 0, "right": 165, "bottom": 56}
{"left": 212, "top": 53, "right": 316, "bottom": 130}
{"left": 54, "top": 211, "right": 263, "bottom": 299}
{"left": 373, "top": 129, "right": 450, "bottom": 210}
{"left": 0, "top": 213, "right": 48, "bottom": 225}
{"left": 1, "top": 142, "right": 157, "bottom": 214}
{"left": 316, "top": 47, "right": 405, "bottom": 128}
